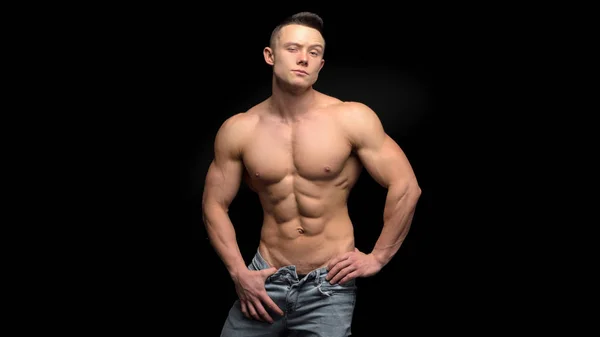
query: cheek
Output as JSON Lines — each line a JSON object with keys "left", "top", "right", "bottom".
{"left": 274, "top": 59, "right": 293, "bottom": 72}
{"left": 273, "top": 63, "right": 287, "bottom": 75}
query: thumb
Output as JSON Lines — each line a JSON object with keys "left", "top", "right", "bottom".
{"left": 263, "top": 267, "right": 278, "bottom": 276}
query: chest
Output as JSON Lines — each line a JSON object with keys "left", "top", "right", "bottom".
{"left": 242, "top": 117, "right": 352, "bottom": 183}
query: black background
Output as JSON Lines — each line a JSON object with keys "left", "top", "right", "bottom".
{"left": 89, "top": 4, "right": 460, "bottom": 336}
{"left": 180, "top": 8, "right": 434, "bottom": 335}
{"left": 26, "top": 1, "right": 550, "bottom": 333}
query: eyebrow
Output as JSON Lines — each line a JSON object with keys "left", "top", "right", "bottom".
{"left": 283, "top": 42, "right": 324, "bottom": 50}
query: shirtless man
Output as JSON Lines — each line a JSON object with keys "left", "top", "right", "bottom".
{"left": 202, "top": 12, "right": 421, "bottom": 337}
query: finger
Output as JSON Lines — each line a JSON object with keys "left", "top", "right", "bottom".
{"left": 247, "top": 302, "right": 262, "bottom": 321}
{"left": 327, "top": 253, "right": 349, "bottom": 271}
{"left": 327, "top": 258, "right": 353, "bottom": 281}
{"left": 327, "top": 258, "right": 352, "bottom": 281}
{"left": 262, "top": 267, "right": 278, "bottom": 278}
{"left": 327, "top": 255, "right": 351, "bottom": 276}
{"left": 329, "top": 264, "right": 355, "bottom": 284}
{"left": 338, "top": 270, "right": 359, "bottom": 285}
{"left": 240, "top": 300, "right": 250, "bottom": 319}
{"left": 261, "top": 293, "right": 284, "bottom": 316}
{"left": 252, "top": 299, "right": 274, "bottom": 323}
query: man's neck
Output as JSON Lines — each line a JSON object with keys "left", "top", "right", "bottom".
{"left": 269, "top": 77, "right": 317, "bottom": 122}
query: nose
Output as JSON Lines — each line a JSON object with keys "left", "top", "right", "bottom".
{"left": 297, "top": 52, "right": 308, "bottom": 66}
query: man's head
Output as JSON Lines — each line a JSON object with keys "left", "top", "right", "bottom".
{"left": 268, "top": 12, "right": 325, "bottom": 51}
{"left": 264, "top": 12, "right": 326, "bottom": 90}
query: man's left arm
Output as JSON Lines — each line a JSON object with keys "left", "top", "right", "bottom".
{"left": 327, "top": 102, "right": 422, "bottom": 284}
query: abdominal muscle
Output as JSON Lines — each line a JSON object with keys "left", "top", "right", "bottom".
{"left": 256, "top": 181, "right": 355, "bottom": 275}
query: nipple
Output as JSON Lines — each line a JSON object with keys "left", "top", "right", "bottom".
{"left": 255, "top": 172, "right": 260, "bottom": 177}
{"left": 324, "top": 166, "right": 331, "bottom": 172}
{"left": 297, "top": 227, "right": 305, "bottom": 234}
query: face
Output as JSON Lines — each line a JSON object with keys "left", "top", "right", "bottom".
{"left": 264, "top": 24, "right": 325, "bottom": 89}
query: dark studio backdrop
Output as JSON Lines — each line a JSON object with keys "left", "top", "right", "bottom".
{"left": 55, "top": 3, "right": 548, "bottom": 333}
{"left": 105, "top": 5, "right": 441, "bottom": 336}
{"left": 181, "top": 9, "right": 435, "bottom": 336}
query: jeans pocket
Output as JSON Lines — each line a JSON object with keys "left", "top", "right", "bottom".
{"left": 317, "top": 278, "right": 357, "bottom": 296}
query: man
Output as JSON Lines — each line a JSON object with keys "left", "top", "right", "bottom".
{"left": 202, "top": 12, "right": 421, "bottom": 337}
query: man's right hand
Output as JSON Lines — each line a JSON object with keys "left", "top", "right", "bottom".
{"left": 232, "top": 267, "right": 284, "bottom": 323}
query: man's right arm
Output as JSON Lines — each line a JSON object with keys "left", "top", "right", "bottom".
{"left": 202, "top": 113, "right": 284, "bottom": 322}
{"left": 202, "top": 114, "right": 248, "bottom": 278}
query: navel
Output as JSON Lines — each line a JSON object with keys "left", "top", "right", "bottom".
{"left": 297, "top": 227, "right": 305, "bottom": 234}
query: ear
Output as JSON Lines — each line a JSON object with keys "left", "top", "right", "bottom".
{"left": 263, "top": 47, "right": 274, "bottom": 66}
{"left": 319, "top": 58, "right": 325, "bottom": 71}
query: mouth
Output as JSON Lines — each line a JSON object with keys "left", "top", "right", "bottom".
{"left": 292, "top": 70, "right": 308, "bottom": 75}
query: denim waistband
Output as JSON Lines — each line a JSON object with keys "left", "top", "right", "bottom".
{"left": 251, "top": 249, "right": 329, "bottom": 282}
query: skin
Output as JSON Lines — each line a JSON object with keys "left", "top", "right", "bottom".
{"left": 202, "top": 24, "right": 421, "bottom": 324}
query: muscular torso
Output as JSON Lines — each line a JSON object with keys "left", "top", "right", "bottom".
{"left": 241, "top": 98, "right": 362, "bottom": 274}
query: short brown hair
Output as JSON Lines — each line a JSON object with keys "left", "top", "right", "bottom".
{"left": 269, "top": 12, "right": 325, "bottom": 49}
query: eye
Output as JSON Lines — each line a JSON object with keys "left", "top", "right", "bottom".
{"left": 310, "top": 51, "right": 319, "bottom": 56}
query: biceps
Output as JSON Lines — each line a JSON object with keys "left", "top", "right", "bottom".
{"left": 358, "top": 135, "right": 416, "bottom": 188}
{"left": 203, "top": 158, "right": 243, "bottom": 209}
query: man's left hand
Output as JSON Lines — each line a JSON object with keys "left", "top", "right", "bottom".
{"left": 326, "top": 248, "right": 382, "bottom": 285}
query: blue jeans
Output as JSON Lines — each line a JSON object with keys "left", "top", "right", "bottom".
{"left": 220, "top": 249, "right": 357, "bottom": 337}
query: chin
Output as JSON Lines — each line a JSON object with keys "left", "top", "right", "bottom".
{"left": 275, "top": 74, "right": 312, "bottom": 90}
{"left": 290, "top": 79, "right": 309, "bottom": 86}
{"left": 290, "top": 83, "right": 312, "bottom": 92}
{"left": 291, "top": 77, "right": 315, "bottom": 87}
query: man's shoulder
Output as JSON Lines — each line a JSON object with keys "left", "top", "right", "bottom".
{"left": 214, "top": 111, "right": 260, "bottom": 154}
{"left": 329, "top": 101, "right": 379, "bottom": 124}
{"left": 218, "top": 110, "right": 259, "bottom": 134}
{"left": 328, "top": 101, "right": 385, "bottom": 145}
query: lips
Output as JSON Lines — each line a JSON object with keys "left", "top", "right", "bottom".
{"left": 292, "top": 70, "right": 308, "bottom": 75}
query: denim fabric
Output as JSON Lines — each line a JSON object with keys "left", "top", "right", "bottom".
{"left": 220, "top": 249, "right": 357, "bottom": 337}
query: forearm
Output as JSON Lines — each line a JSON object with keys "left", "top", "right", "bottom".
{"left": 371, "top": 181, "right": 421, "bottom": 266}
{"left": 203, "top": 204, "right": 247, "bottom": 278}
